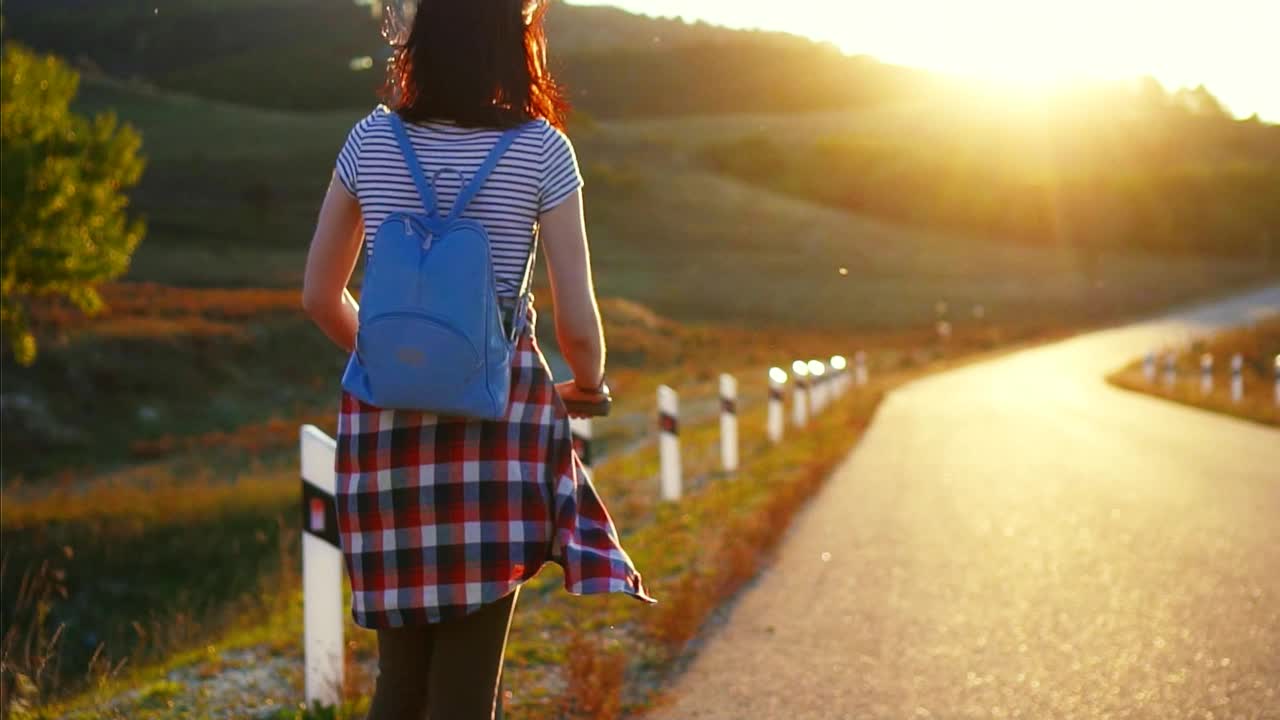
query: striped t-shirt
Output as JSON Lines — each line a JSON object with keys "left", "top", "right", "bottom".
{"left": 335, "top": 106, "right": 584, "bottom": 297}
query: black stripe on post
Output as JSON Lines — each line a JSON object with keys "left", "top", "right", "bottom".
{"left": 769, "top": 388, "right": 784, "bottom": 402}
{"left": 659, "top": 412, "right": 679, "bottom": 435}
{"left": 301, "top": 479, "right": 341, "bottom": 549}
{"left": 572, "top": 434, "right": 593, "bottom": 467}
{"left": 721, "top": 398, "right": 737, "bottom": 415}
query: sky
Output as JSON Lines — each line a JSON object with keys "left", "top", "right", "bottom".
{"left": 568, "top": 0, "right": 1280, "bottom": 122}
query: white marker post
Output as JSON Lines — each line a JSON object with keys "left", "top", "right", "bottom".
{"left": 1200, "top": 353, "right": 1214, "bottom": 396}
{"left": 855, "top": 351, "right": 869, "bottom": 387}
{"left": 570, "top": 417, "right": 595, "bottom": 479}
{"left": 831, "top": 356, "right": 848, "bottom": 398}
{"left": 300, "top": 425, "right": 344, "bottom": 709}
{"left": 658, "top": 386, "right": 681, "bottom": 501}
{"left": 791, "top": 360, "right": 809, "bottom": 428}
{"left": 767, "top": 367, "right": 786, "bottom": 444}
{"left": 1164, "top": 352, "right": 1177, "bottom": 390}
{"left": 807, "top": 360, "right": 827, "bottom": 414}
{"left": 1143, "top": 351, "right": 1157, "bottom": 384}
{"left": 719, "top": 374, "right": 739, "bottom": 473}
{"left": 1230, "top": 354, "right": 1243, "bottom": 404}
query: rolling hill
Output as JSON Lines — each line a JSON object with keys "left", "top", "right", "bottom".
{"left": 3, "top": 0, "right": 931, "bottom": 115}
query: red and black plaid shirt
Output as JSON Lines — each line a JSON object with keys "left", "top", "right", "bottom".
{"left": 335, "top": 327, "right": 653, "bottom": 627}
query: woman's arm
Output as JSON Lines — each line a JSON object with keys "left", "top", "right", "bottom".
{"left": 540, "top": 189, "right": 606, "bottom": 394}
{"left": 302, "top": 176, "right": 365, "bottom": 353}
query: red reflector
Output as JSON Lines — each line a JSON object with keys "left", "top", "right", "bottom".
{"left": 310, "top": 498, "right": 326, "bottom": 532}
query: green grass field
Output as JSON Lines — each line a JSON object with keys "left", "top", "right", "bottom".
{"left": 3, "top": 75, "right": 1276, "bottom": 715}
{"left": 71, "top": 77, "right": 1271, "bottom": 326}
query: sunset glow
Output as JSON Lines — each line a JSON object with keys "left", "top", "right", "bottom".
{"left": 571, "top": 0, "right": 1279, "bottom": 121}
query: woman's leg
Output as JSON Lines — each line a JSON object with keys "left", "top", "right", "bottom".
{"left": 366, "top": 624, "right": 434, "bottom": 720}
{"left": 428, "top": 588, "right": 519, "bottom": 720}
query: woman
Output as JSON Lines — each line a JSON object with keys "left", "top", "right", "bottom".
{"left": 301, "top": 1, "right": 653, "bottom": 717}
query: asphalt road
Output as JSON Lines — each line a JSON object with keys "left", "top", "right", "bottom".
{"left": 651, "top": 286, "right": 1280, "bottom": 720}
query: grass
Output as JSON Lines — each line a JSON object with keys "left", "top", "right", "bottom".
{"left": 3, "top": 303, "right": 1050, "bottom": 718}
{"left": 1107, "top": 315, "right": 1280, "bottom": 426}
{"left": 1, "top": 467, "right": 302, "bottom": 709}
{"left": 696, "top": 99, "right": 1280, "bottom": 259}
{"left": 28, "top": 346, "right": 899, "bottom": 719}
{"left": 4, "top": 283, "right": 344, "bottom": 479}
{"left": 9, "top": 271, "right": 1018, "bottom": 710}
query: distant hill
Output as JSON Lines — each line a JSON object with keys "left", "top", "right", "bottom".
{"left": 1, "top": 0, "right": 929, "bottom": 116}
{"left": 543, "top": 2, "right": 802, "bottom": 51}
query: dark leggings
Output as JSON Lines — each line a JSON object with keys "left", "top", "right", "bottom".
{"left": 366, "top": 588, "right": 518, "bottom": 720}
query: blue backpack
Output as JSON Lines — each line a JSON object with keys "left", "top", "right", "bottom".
{"left": 341, "top": 113, "right": 533, "bottom": 418}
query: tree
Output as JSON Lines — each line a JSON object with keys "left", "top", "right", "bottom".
{"left": 1, "top": 43, "right": 145, "bottom": 365}
{"left": 1173, "top": 84, "right": 1229, "bottom": 118}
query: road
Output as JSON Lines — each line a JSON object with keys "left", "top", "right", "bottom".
{"left": 651, "top": 286, "right": 1280, "bottom": 720}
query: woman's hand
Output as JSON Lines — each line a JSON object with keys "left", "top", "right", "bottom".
{"left": 556, "top": 381, "right": 610, "bottom": 419}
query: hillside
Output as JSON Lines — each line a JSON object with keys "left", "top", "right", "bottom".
{"left": 2, "top": 0, "right": 930, "bottom": 116}
{"left": 699, "top": 84, "right": 1280, "bottom": 259}
{"left": 2, "top": 74, "right": 1264, "bottom": 479}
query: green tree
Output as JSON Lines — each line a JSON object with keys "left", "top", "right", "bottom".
{"left": 1, "top": 44, "right": 145, "bottom": 365}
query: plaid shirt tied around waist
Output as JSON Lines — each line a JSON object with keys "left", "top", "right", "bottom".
{"left": 335, "top": 321, "right": 654, "bottom": 628}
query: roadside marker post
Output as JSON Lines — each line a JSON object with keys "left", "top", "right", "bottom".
{"left": 855, "top": 351, "right": 869, "bottom": 387}
{"left": 1200, "top": 354, "right": 1214, "bottom": 396}
{"left": 1230, "top": 354, "right": 1243, "bottom": 404}
{"left": 767, "top": 367, "right": 787, "bottom": 444}
{"left": 300, "top": 425, "right": 344, "bottom": 709}
{"left": 658, "top": 385, "right": 682, "bottom": 501}
{"left": 791, "top": 360, "right": 810, "bottom": 428}
{"left": 292, "top": 348, "right": 849, "bottom": 704}
{"left": 831, "top": 356, "right": 848, "bottom": 397}
{"left": 570, "top": 418, "right": 595, "bottom": 479}
{"left": 808, "top": 360, "right": 827, "bottom": 414}
{"left": 1143, "top": 351, "right": 1157, "bottom": 384}
{"left": 719, "top": 374, "right": 739, "bottom": 473}
{"left": 1164, "top": 352, "right": 1177, "bottom": 390}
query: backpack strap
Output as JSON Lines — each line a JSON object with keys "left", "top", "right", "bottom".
{"left": 507, "top": 206, "right": 544, "bottom": 339}
{"left": 445, "top": 125, "right": 526, "bottom": 222}
{"left": 387, "top": 112, "right": 439, "bottom": 216}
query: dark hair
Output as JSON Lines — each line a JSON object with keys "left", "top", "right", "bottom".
{"left": 384, "top": 0, "right": 568, "bottom": 130}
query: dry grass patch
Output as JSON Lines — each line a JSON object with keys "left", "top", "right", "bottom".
{"left": 1108, "top": 315, "right": 1280, "bottom": 426}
